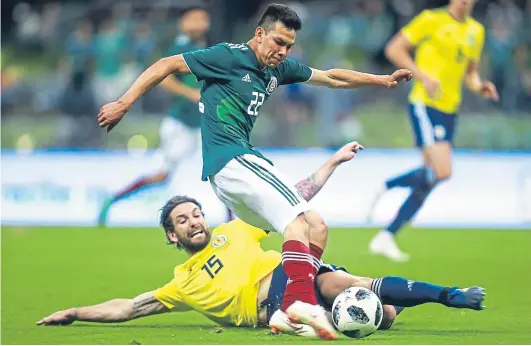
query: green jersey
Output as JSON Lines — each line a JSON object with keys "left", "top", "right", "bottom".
{"left": 182, "top": 42, "right": 312, "bottom": 181}
{"left": 166, "top": 35, "right": 204, "bottom": 128}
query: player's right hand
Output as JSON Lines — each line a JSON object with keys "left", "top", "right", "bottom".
{"left": 421, "top": 75, "right": 441, "bottom": 99}
{"left": 98, "top": 100, "right": 130, "bottom": 132}
{"left": 333, "top": 141, "right": 364, "bottom": 164}
{"left": 36, "top": 309, "right": 76, "bottom": 326}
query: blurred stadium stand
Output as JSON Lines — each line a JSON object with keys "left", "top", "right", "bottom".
{"left": 2, "top": 0, "right": 530, "bottom": 150}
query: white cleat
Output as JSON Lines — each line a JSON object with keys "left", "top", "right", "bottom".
{"left": 285, "top": 301, "right": 337, "bottom": 341}
{"left": 369, "top": 230, "right": 410, "bottom": 262}
{"left": 365, "top": 183, "right": 388, "bottom": 224}
{"left": 269, "top": 309, "right": 317, "bottom": 337}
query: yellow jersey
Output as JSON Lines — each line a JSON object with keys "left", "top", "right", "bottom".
{"left": 402, "top": 8, "right": 485, "bottom": 113}
{"left": 153, "top": 219, "right": 281, "bottom": 327}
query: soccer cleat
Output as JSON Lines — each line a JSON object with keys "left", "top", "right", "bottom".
{"left": 285, "top": 301, "right": 337, "bottom": 341}
{"left": 369, "top": 230, "right": 410, "bottom": 262}
{"left": 269, "top": 309, "right": 317, "bottom": 337}
{"left": 444, "top": 286, "right": 486, "bottom": 310}
{"left": 97, "top": 198, "right": 113, "bottom": 227}
{"left": 365, "top": 182, "right": 388, "bottom": 224}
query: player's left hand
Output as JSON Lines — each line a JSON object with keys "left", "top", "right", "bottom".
{"left": 386, "top": 69, "right": 413, "bottom": 88}
{"left": 97, "top": 100, "right": 131, "bottom": 132}
{"left": 36, "top": 309, "right": 76, "bottom": 326}
{"left": 333, "top": 141, "right": 364, "bottom": 164}
{"left": 480, "top": 81, "right": 499, "bottom": 101}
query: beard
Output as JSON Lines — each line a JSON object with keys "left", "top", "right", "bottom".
{"left": 177, "top": 231, "right": 211, "bottom": 253}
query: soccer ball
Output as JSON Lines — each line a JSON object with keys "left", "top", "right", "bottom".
{"left": 331, "top": 287, "right": 383, "bottom": 339}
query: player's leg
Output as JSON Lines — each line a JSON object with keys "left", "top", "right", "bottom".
{"left": 369, "top": 104, "right": 455, "bottom": 261}
{"left": 314, "top": 268, "right": 397, "bottom": 330}
{"left": 98, "top": 117, "right": 193, "bottom": 226}
{"left": 377, "top": 143, "right": 450, "bottom": 238}
{"left": 302, "top": 210, "right": 327, "bottom": 275}
{"left": 315, "top": 269, "right": 485, "bottom": 315}
{"left": 211, "top": 154, "right": 319, "bottom": 309}
{"left": 266, "top": 265, "right": 318, "bottom": 337}
{"left": 281, "top": 209, "right": 328, "bottom": 311}
{"left": 98, "top": 170, "right": 171, "bottom": 226}
{"left": 209, "top": 154, "right": 336, "bottom": 340}
{"left": 370, "top": 276, "right": 485, "bottom": 310}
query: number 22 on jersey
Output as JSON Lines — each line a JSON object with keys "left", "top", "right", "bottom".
{"left": 247, "top": 92, "right": 265, "bottom": 116}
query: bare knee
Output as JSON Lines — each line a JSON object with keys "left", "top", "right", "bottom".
{"left": 310, "top": 218, "right": 328, "bottom": 248}
{"left": 424, "top": 142, "right": 452, "bottom": 181}
{"left": 379, "top": 305, "right": 397, "bottom": 330}
{"left": 304, "top": 211, "right": 328, "bottom": 248}
{"left": 283, "top": 215, "right": 310, "bottom": 243}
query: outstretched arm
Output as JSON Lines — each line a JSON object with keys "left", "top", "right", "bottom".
{"left": 36, "top": 292, "right": 169, "bottom": 325}
{"left": 307, "top": 68, "right": 411, "bottom": 89}
{"left": 295, "top": 142, "right": 363, "bottom": 201}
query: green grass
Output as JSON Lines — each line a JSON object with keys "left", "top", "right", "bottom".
{"left": 2, "top": 226, "right": 531, "bottom": 344}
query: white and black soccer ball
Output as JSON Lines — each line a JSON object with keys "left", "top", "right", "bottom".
{"left": 331, "top": 287, "right": 383, "bottom": 339}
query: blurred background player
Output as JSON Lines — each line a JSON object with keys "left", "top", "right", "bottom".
{"left": 98, "top": 7, "right": 209, "bottom": 226}
{"left": 366, "top": 0, "right": 500, "bottom": 262}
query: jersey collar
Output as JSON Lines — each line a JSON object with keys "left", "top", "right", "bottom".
{"left": 244, "top": 42, "right": 268, "bottom": 72}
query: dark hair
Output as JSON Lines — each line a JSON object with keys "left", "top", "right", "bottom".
{"left": 159, "top": 195, "right": 203, "bottom": 247}
{"left": 257, "top": 3, "right": 302, "bottom": 32}
{"left": 181, "top": 6, "right": 208, "bottom": 16}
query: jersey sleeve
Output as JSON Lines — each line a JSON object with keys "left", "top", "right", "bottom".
{"left": 182, "top": 43, "right": 234, "bottom": 81}
{"left": 471, "top": 25, "right": 485, "bottom": 62}
{"left": 401, "top": 10, "right": 436, "bottom": 46}
{"left": 277, "top": 58, "right": 313, "bottom": 85}
{"left": 166, "top": 43, "right": 190, "bottom": 57}
{"left": 153, "top": 278, "right": 192, "bottom": 312}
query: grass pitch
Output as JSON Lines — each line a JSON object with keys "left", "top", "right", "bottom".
{"left": 2, "top": 226, "right": 531, "bottom": 344}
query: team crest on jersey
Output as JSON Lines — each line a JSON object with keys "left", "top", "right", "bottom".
{"left": 266, "top": 76, "right": 278, "bottom": 95}
{"left": 211, "top": 234, "right": 228, "bottom": 248}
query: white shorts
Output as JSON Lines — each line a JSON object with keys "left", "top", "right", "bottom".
{"left": 158, "top": 117, "right": 201, "bottom": 172}
{"left": 209, "top": 154, "right": 310, "bottom": 234}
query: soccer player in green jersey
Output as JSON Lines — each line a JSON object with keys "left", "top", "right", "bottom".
{"left": 98, "top": 3, "right": 412, "bottom": 339}
{"left": 98, "top": 7, "right": 209, "bottom": 226}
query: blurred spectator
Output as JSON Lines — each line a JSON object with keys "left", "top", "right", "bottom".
{"left": 93, "top": 18, "right": 128, "bottom": 104}
{"left": 275, "top": 47, "right": 314, "bottom": 147}
{"left": 359, "top": 0, "right": 395, "bottom": 58}
{"left": 60, "top": 20, "right": 99, "bottom": 148}
{"left": 39, "top": 2, "right": 61, "bottom": 46}
{"left": 313, "top": 56, "right": 361, "bottom": 146}
{"left": 516, "top": 42, "right": 531, "bottom": 108}
{"left": 132, "top": 21, "right": 157, "bottom": 69}
{"left": 485, "top": 0, "right": 523, "bottom": 111}
{"left": 64, "top": 19, "right": 94, "bottom": 82}
{"left": 12, "top": 2, "right": 41, "bottom": 50}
